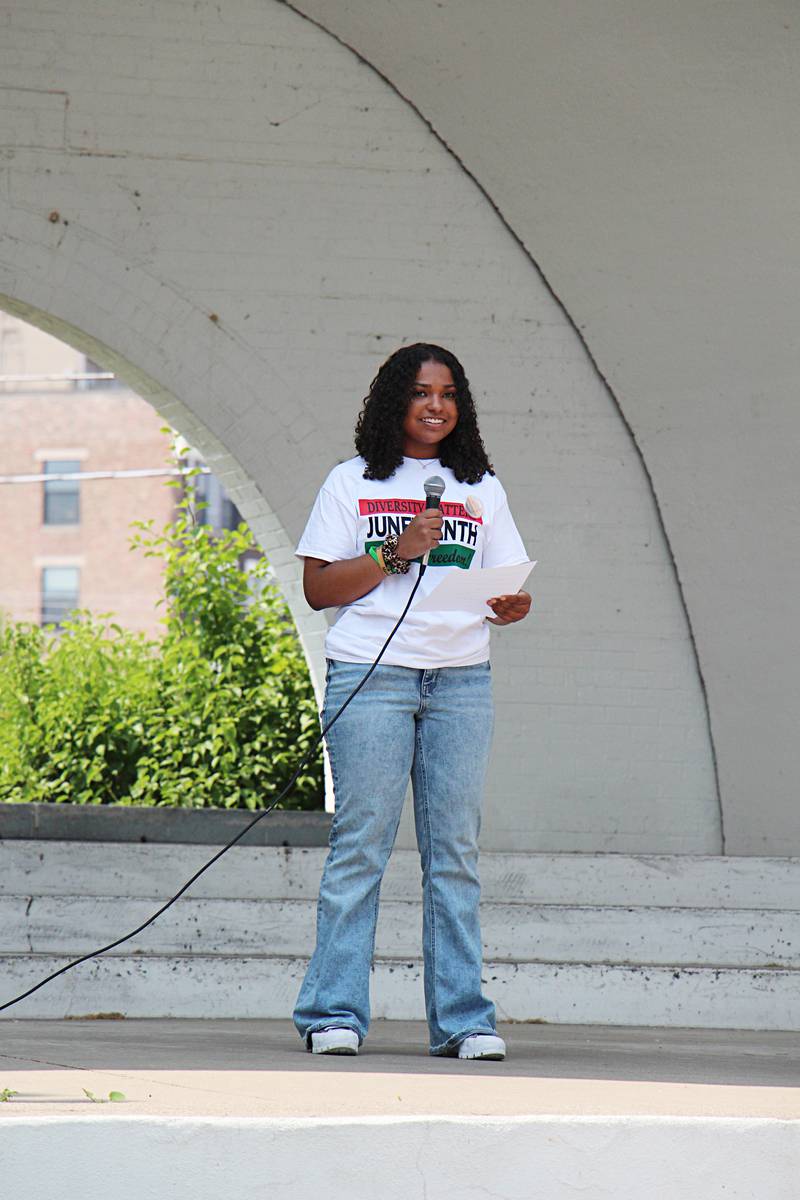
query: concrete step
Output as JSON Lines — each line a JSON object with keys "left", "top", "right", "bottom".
{"left": 3, "top": 841, "right": 800, "bottom": 1028}
{"left": 1, "top": 953, "right": 798, "bottom": 1029}
{"left": 2, "top": 893, "right": 800, "bottom": 969}
{"left": 4, "top": 840, "right": 800, "bottom": 908}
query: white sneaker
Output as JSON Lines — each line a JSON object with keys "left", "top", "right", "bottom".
{"left": 310, "top": 1027, "right": 359, "bottom": 1055}
{"left": 457, "top": 1034, "right": 506, "bottom": 1060}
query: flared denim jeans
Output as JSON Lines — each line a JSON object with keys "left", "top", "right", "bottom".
{"left": 293, "top": 658, "right": 497, "bottom": 1055}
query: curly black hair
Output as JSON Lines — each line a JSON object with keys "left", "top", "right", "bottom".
{"left": 354, "top": 343, "right": 494, "bottom": 483}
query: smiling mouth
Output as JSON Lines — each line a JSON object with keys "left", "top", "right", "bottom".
{"left": 421, "top": 418, "right": 446, "bottom": 425}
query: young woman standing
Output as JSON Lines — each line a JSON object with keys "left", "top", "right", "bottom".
{"left": 292, "top": 343, "right": 531, "bottom": 1059}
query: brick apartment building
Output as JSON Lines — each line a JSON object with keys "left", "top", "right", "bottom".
{"left": 0, "top": 314, "right": 242, "bottom": 639}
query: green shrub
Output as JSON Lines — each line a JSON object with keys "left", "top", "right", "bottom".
{"left": 0, "top": 496, "right": 323, "bottom": 810}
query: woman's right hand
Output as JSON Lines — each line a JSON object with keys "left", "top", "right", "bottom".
{"left": 396, "top": 509, "right": 443, "bottom": 560}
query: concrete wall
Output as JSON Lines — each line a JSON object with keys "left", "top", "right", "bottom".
{"left": 3, "top": 0, "right": 785, "bottom": 852}
{"left": 283, "top": 1, "right": 800, "bottom": 853}
{"left": 8, "top": 1117, "right": 800, "bottom": 1200}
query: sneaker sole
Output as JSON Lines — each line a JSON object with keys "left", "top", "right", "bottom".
{"left": 458, "top": 1050, "right": 505, "bottom": 1060}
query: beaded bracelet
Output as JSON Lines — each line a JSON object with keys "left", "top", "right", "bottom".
{"left": 380, "top": 533, "right": 411, "bottom": 575}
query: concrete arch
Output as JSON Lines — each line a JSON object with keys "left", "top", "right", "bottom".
{"left": 0, "top": 282, "right": 329, "bottom": 696}
{"left": 0, "top": 0, "right": 720, "bottom": 851}
{"left": 284, "top": 1, "right": 800, "bottom": 855}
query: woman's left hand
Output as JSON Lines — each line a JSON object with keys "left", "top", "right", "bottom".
{"left": 486, "top": 590, "right": 532, "bottom": 625}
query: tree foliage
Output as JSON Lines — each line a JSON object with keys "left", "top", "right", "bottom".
{"left": 0, "top": 494, "right": 323, "bottom": 810}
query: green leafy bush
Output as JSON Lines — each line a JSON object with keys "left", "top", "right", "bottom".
{"left": 0, "top": 497, "right": 323, "bottom": 810}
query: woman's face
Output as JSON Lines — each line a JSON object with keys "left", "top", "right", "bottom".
{"left": 401, "top": 360, "right": 459, "bottom": 458}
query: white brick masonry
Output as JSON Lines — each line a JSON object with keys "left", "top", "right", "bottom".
{"left": 289, "top": 0, "right": 800, "bottom": 856}
{"left": 0, "top": 0, "right": 719, "bottom": 852}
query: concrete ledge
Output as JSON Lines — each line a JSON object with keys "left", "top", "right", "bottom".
{"left": 3, "top": 953, "right": 799, "bottom": 1029}
{"left": 3, "top": 1019, "right": 800, "bottom": 1198}
{"left": 4, "top": 1115, "right": 800, "bottom": 1200}
{"left": 3, "top": 1018, "right": 800, "bottom": 1113}
{"left": 5, "top": 840, "right": 800, "bottom": 906}
{"left": 0, "top": 803, "right": 331, "bottom": 846}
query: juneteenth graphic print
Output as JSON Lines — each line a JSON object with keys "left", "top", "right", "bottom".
{"left": 359, "top": 497, "right": 482, "bottom": 569}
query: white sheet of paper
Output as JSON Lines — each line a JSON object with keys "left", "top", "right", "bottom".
{"left": 414, "top": 561, "right": 537, "bottom": 615}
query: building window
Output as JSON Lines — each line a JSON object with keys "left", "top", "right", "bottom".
{"left": 41, "top": 566, "right": 80, "bottom": 629}
{"left": 195, "top": 471, "right": 242, "bottom": 532}
{"left": 43, "top": 460, "right": 81, "bottom": 525}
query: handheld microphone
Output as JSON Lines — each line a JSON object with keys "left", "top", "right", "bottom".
{"left": 421, "top": 474, "right": 446, "bottom": 573}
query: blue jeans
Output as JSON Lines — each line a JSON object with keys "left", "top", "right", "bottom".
{"left": 293, "top": 658, "right": 497, "bottom": 1055}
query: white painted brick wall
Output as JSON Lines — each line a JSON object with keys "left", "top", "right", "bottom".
{"left": 0, "top": 0, "right": 719, "bottom": 852}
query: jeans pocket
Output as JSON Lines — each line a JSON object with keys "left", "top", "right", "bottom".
{"left": 323, "top": 659, "right": 361, "bottom": 725}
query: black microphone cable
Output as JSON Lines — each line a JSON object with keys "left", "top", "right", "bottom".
{"left": 0, "top": 564, "right": 428, "bottom": 1014}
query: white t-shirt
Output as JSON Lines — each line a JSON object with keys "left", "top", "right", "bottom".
{"left": 296, "top": 456, "right": 528, "bottom": 669}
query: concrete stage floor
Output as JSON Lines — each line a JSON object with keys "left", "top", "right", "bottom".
{"left": 2, "top": 1019, "right": 799, "bottom": 1119}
